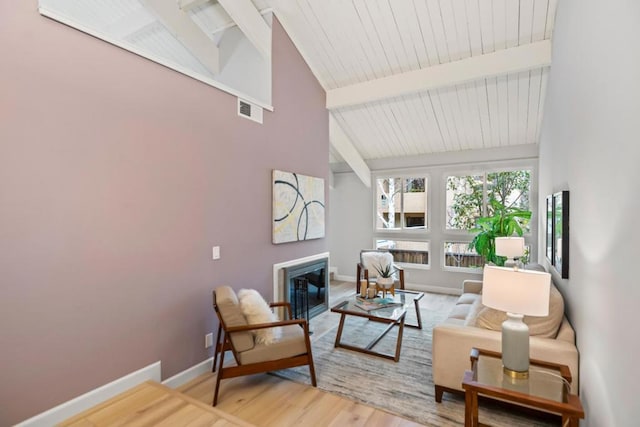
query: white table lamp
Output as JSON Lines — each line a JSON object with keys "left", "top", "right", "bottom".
{"left": 482, "top": 265, "right": 551, "bottom": 378}
{"left": 495, "top": 237, "right": 525, "bottom": 267}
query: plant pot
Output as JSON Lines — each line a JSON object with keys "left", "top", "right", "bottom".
{"left": 377, "top": 277, "right": 394, "bottom": 288}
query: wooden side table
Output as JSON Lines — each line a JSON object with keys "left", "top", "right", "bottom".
{"left": 462, "top": 348, "right": 584, "bottom": 427}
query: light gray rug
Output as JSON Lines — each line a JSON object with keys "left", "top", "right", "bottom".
{"left": 274, "top": 295, "right": 557, "bottom": 426}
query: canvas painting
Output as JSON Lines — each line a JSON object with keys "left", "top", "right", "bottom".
{"left": 272, "top": 170, "right": 325, "bottom": 244}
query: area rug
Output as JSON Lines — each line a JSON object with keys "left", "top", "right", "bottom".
{"left": 273, "top": 295, "right": 556, "bottom": 426}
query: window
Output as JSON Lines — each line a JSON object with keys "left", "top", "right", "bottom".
{"left": 376, "top": 177, "right": 428, "bottom": 230}
{"left": 376, "top": 240, "right": 430, "bottom": 268}
{"left": 445, "top": 175, "right": 483, "bottom": 230}
{"left": 446, "top": 170, "right": 531, "bottom": 231}
{"left": 443, "top": 242, "right": 483, "bottom": 270}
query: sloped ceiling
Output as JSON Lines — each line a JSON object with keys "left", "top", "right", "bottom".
{"left": 39, "top": 0, "right": 559, "bottom": 180}
{"left": 270, "top": 0, "right": 558, "bottom": 175}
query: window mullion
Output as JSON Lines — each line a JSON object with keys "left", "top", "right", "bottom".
{"left": 400, "top": 180, "right": 405, "bottom": 229}
{"left": 482, "top": 172, "right": 488, "bottom": 217}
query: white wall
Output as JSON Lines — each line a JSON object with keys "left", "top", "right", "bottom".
{"left": 538, "top": 1, "right": 640, "bottom": 425}
{"left": 329, "top": 145, "right": 539, "bottom": 293}
{"left": 328, "top": 172, "right": 372, "bottom": 279}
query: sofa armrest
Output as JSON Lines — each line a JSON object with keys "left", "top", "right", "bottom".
{"left": 433, "top": 323, "right": 579, "bottom": 395}
{"left": 462, "top": 280, "right": 483, "bottom": 294}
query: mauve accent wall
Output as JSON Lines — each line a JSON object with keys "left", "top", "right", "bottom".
{"left": 0, "top": 3, "right": 328, "bottom": 425}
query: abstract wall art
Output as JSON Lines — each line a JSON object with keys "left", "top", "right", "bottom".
{"left": 272, "top": 170, "right": 325, "bottom": 244}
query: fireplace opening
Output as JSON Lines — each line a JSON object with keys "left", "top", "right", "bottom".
{"left": 283, "top": 258, "right": 328, "bottom": 320}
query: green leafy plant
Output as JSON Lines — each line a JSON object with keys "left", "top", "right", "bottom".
{"left": 469, "top": 199, "right": 531, "bottom": 266}
{"left": 374, "top": 263, "right": 396, "bottom": 278}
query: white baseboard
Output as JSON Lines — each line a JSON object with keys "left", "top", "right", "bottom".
{"left": 331, "top": 275, "right": 462, "bottom": 296}
{"left": 15, "top": 362, "right": 161, "bottom": 427}
{"left": 162, "top": 357, "right": 213, "bottom": 389}
{"left": 409, "top": 283, "right": 462, "bottom": 296}
{"left": 333, "top": 274, "right": 354, "bottom": 282}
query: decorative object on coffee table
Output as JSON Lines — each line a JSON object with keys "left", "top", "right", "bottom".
{"left": 462, "top": 348, "right": 584, "bottom": 427}
{"left": 374, "top": 262, "right": 396, "bottom": 297}
{"left": 356, "top": 250, "right": 405, "bottom": 294}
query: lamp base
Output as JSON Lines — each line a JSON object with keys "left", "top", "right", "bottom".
{"left": 501, "top": 312, "right": 530, "bottom": 377}
{"left": 503, "top": 366, "right": 529, "bottom": 379}
{"left": 504, "top": 258, "right": 520, "bottom": 269}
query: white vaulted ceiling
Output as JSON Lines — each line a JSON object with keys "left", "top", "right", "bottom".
{"left": 269, "top": 0, "right": 559, "bottom": 170}
{"left": 39, "top": 0, "right": 559, "bottom": 177}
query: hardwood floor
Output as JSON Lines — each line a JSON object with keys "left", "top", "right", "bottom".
{"left": 58, "top": 381, "right": 252, "bottom": 427}
{"left": 58, "top": 281, "right": 424, "bottom": 426}
{"left": 177, "top": 371, "right": 422, "bottom": 427}
{"left": 178, "top": 280, "right": 422, "bottom": 426}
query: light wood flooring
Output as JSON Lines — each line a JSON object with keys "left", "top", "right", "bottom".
{"left": 59, "top": 381, "right": 252, "bottom": 427}
{"left": 58, "top": 281, "right": 425, "bottom": 426}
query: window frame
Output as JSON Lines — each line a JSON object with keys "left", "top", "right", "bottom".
{"left": 369, "top": 160, "right": 537, "bottom": 276}
{"left": 443, "top": 166, "right": 533, "bottom": 235}
{"left": 374, "top": 238, "right": 431, "bottom": 270}
{"left": 372, "top": 173, "right": 431, "bottom": 234}
{"left": 441, "top": 240, "right": 483, "bottom": 273}
{"left": 372, "top": 172, "right": 431, "bottom": 271}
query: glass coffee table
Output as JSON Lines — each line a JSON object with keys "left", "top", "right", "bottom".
{"left": 330, "top": 290, "right": 424, "bottom": 361}
{"left": 462, "top": 348, "right": 584, "bottom": 427}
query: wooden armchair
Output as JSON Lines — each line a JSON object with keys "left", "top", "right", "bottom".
{"left": 211, "top": 286, "right": 317, "bottom": 406}
{"left": 356, "top": 249, "right": 405, "bottom": 294}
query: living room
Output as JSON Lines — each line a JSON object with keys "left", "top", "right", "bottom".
{"left": 1, "top": 1, "right": 637, "bottom": 426}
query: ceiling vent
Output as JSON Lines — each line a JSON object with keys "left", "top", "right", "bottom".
{"left": 237, "top": 98, "right": 263, "bottom": 124}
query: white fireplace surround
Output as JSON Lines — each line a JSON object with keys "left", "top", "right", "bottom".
{"left": 272, "top": 252, "right": 330, "bottom": 302}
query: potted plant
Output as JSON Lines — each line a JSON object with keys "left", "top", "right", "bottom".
{"left": 374, "top": 263, "right": 396, "bottom": 287}
{"left": 469, "top": 199, "right": 531, "bottom": 266}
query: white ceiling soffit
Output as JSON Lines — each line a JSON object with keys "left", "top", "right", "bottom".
{"left": 218, "top": 0, "right": 272, "bottom": 60}
{"left": 39, "top": 0, "right": 274, "bottom": 108}
{"left": 141, "top": 0, "right": 220, "bottom": 74}
{"left": 329, "top": 114, "right": 371, "bottom": 188}
{"left": 269, "top": 0, "right": 559, "bottom": 175}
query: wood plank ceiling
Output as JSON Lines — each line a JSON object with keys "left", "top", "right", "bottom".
{"left": 270, "top": 0, "right": 559, "bottom": 168}
{"left": 40, "top": 0, "right": 559, "bottom": 175}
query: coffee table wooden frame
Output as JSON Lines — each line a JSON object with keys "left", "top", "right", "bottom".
{"left": 462, "top": 348, "right": 584, "bottom": 427}
{"left": 330, "top": 290, "right": 424, "bottom": 362}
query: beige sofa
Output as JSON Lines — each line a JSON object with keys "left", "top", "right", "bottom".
{"left": 433, "top": 278, "right": 579, "bottom": 402}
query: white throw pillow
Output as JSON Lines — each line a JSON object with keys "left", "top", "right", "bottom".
{"left": 237, "top": 289, "right": 282, "bottom": 345}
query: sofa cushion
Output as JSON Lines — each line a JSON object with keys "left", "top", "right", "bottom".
{"left": 448, "top": 302, "right": 474, "bottom": 321}
{"left": 457, "top": 293, "right": 479, "bottom": 305}
{"left": 475, "top": 283, "right": 565, "bottom": 338}
{"left": 463, "top": 298, "right": 485, "bottom": 326}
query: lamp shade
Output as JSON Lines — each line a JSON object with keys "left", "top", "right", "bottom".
{"left": 482, "top": 265, "right": 551, "bottom": 316}
{"left": 495, "top": 237, "right": 525, "bottom": 259}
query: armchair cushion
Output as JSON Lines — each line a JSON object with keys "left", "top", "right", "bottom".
{"left": 361, "top": 251, "right": 395, "bottom": 279}
{"left": 215, "top": 286, "right": 254, "bottom": 352}
{"left": 238, "top": 324, "right": 308, "bottom": 365}
{"left": 238, "top": 289, "right": 282, "bottom": 345}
